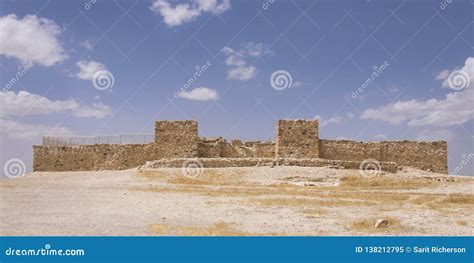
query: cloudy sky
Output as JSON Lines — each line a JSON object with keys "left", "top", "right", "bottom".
{"left": 0, "top": 0, "right": 473, "bottom": 177}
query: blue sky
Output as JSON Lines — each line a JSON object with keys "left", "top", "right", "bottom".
{"left": 0, "top": 0, "right": 473, "bottom": 177}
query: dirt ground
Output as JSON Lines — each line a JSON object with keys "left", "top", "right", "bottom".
{"left": 0, "top": 166, "right": 473, "bottom": 236}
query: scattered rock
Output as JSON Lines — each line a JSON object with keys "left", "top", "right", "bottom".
{"left": 374, "top": 219, "right": 389, "bottom": 228}
{"left": 326, "top": 164, "right": 344, "bottom": 169}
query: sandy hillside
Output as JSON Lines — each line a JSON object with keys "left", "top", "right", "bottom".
{"left": 0, "top": 166, "right": 473, "bottom": 236}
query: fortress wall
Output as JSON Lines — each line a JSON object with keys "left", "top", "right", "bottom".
{"left": 197, "top": 138, "right": 223, "bottom": 158}
{"left": 231, "top": 140, "right": 255, "bottom": 157}
{"left": 32, "top": 119, "right": 448, "bottom": 173}
{"left": 33, "top": 120, "right": 200, "bottom": 171}
{"left": 318, "top": 139, "right": 447, "bottom": 173}
{"left": 276, "top": 120, "right": 319, "bottom": 158}
{"left": 155, "top": 120, "right": 198, "bottom": 157}
{"left": 197, "top": 138, "right": 275, "bottom": 158}
{"left": 33, "top": 144, "right": 163, "bottom": 171}
{"left": 319, "top": 140, "right": 381, "bottom": 161}
{"left": 380, "top": 141, "right": 447, "bottom": 173}
{"left": 252, "top": 142, "right": 276, "bottom": 158}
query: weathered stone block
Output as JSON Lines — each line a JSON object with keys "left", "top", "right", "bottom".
{"left": 275, "top": 119, "right": 319, "bottom": 158}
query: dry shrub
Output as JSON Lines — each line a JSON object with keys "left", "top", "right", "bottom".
{"left": 149, "top": 222, "right": 251, "bottom": 236}
{"left": 351, "top": 217, "right": 403, "bottom": 233}
{"left": 303, "top": 208, "right": 326, "bottom": 217}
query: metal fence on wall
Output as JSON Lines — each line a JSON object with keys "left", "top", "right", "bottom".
{"left": 42, "top": 133, "right": 155, "bottom": 146}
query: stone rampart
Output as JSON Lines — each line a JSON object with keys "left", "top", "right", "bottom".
{"left": 33, "top": 119, "right": 448, "bottom": 173}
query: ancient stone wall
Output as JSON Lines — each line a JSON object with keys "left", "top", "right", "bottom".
{"left": 380, "top": 141, "right": 447, "bottom": 173}
{"left": 197, "top": 138, "right": 275, "bottom": 158}
{"left": 155, "top": 120, "right": 198, "bottom": 157}
{"left": 275, "top": 119, "right": 319, "bottom": 158}
{"left": 319, "top": 140, "right": 381, "bottom": 161}
{"left": 319, "top": 139, "right": 447, "bottom": 173}
{"left": 33, "top": 144, "right": 164, "bottom": 171}
{"left": 32, "top": 119, "right": 448, "bottom": 173}
{"left": 250, "top": 141, "right": 275, "bottom": 158}
{"left": 197, "top": 137, "right": 239, "bottom": 158}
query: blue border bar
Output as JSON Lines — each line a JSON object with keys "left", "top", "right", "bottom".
{"left": 1, "top": 237, "right": 473, "bottom": 262}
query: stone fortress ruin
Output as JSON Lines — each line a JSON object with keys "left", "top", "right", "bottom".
{"left": 33, "top": 119, "right": 448, "bottom": 173}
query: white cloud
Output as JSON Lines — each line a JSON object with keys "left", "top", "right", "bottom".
{"left": 197, "top": 0, "right": 230, "bottom": 14}
{"left": 0, "top": 90, "right": 112, "bottom": 119}
{"left": 227, "top": 66, "right": 256, "bottom": 81}
{"left": 314, "top": 115, "right": 344, "bottom": 126}
{"left": 360, "top": 57, "right": 474, "bottom": 127}
{"left": 150, "top": 0, "right": 230, "bottom": 27}
{"left": 75, "top": 60, "right": 107, "bottom": 80}
{"left": 222, "top": 42, "right": 271, "bottom": 81}
{"left": 72, "top": 103, "right": 112, "bottom": 119}
{"left": 178, "top": 87, "right": 218, "bottom": 101}
{"left": 0, "top": 119, "right": 72, "bottom": 140}
{"left": 0, "top": 14, "right": 66, "bottom": 66}
{"left": 416, "top": 129, "right": 453, "bottom": 141}
{"left": 435, "top": 69, "right": 450, "bottom": 80}
{"left": 79, "top": 39, "right": 96, "bottom": 51}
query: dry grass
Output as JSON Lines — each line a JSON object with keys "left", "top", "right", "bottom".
{"left": 326, "top": 192, "right": 411, "bottom": 203}
{"left": 135, "top": 184, "right": 416, "bottom": 206}
{"left": 340, "top": 175, "right": 441, "bottom": 190}
{"left": 440, "top": 194, "right": 474, "bottom": 205}
{"left": 457, "top": 221, "right": 468, "bottom": 226}
{"left": 0, "top": 183, "right": 17, "bottom": 188}
{"left": 133, "top": 185, "right": 287, "bottom": 197}
{"left": 351, "top": 217, "right": 404, "bottom": 234}
{"left": 250, "top": 197, "right": 376, "bottom": 208}
{"left": 136, "top": 169, "right": 472, "bottom": 232}
{"left": 139, "top": 169, "right": 245, "bottom": 187}
{"left": 411, "top": 194, "right": 474, "bottom": 211}
{"left": 302, "top": 208, "right": 326, "bottom": 217}
{"left": 149, "top": 222, "right": 252, "bottom": 236}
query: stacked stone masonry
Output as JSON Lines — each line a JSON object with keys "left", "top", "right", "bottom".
{"left": 276, "top": 120, "right": 319, "bottom": 158}
{"left": 33, "top": 119, "right": 448, "bottom": 173}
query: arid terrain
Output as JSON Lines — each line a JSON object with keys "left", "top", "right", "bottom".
{"left": 1, "top": 166, "right": 473, "bottom": 236}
